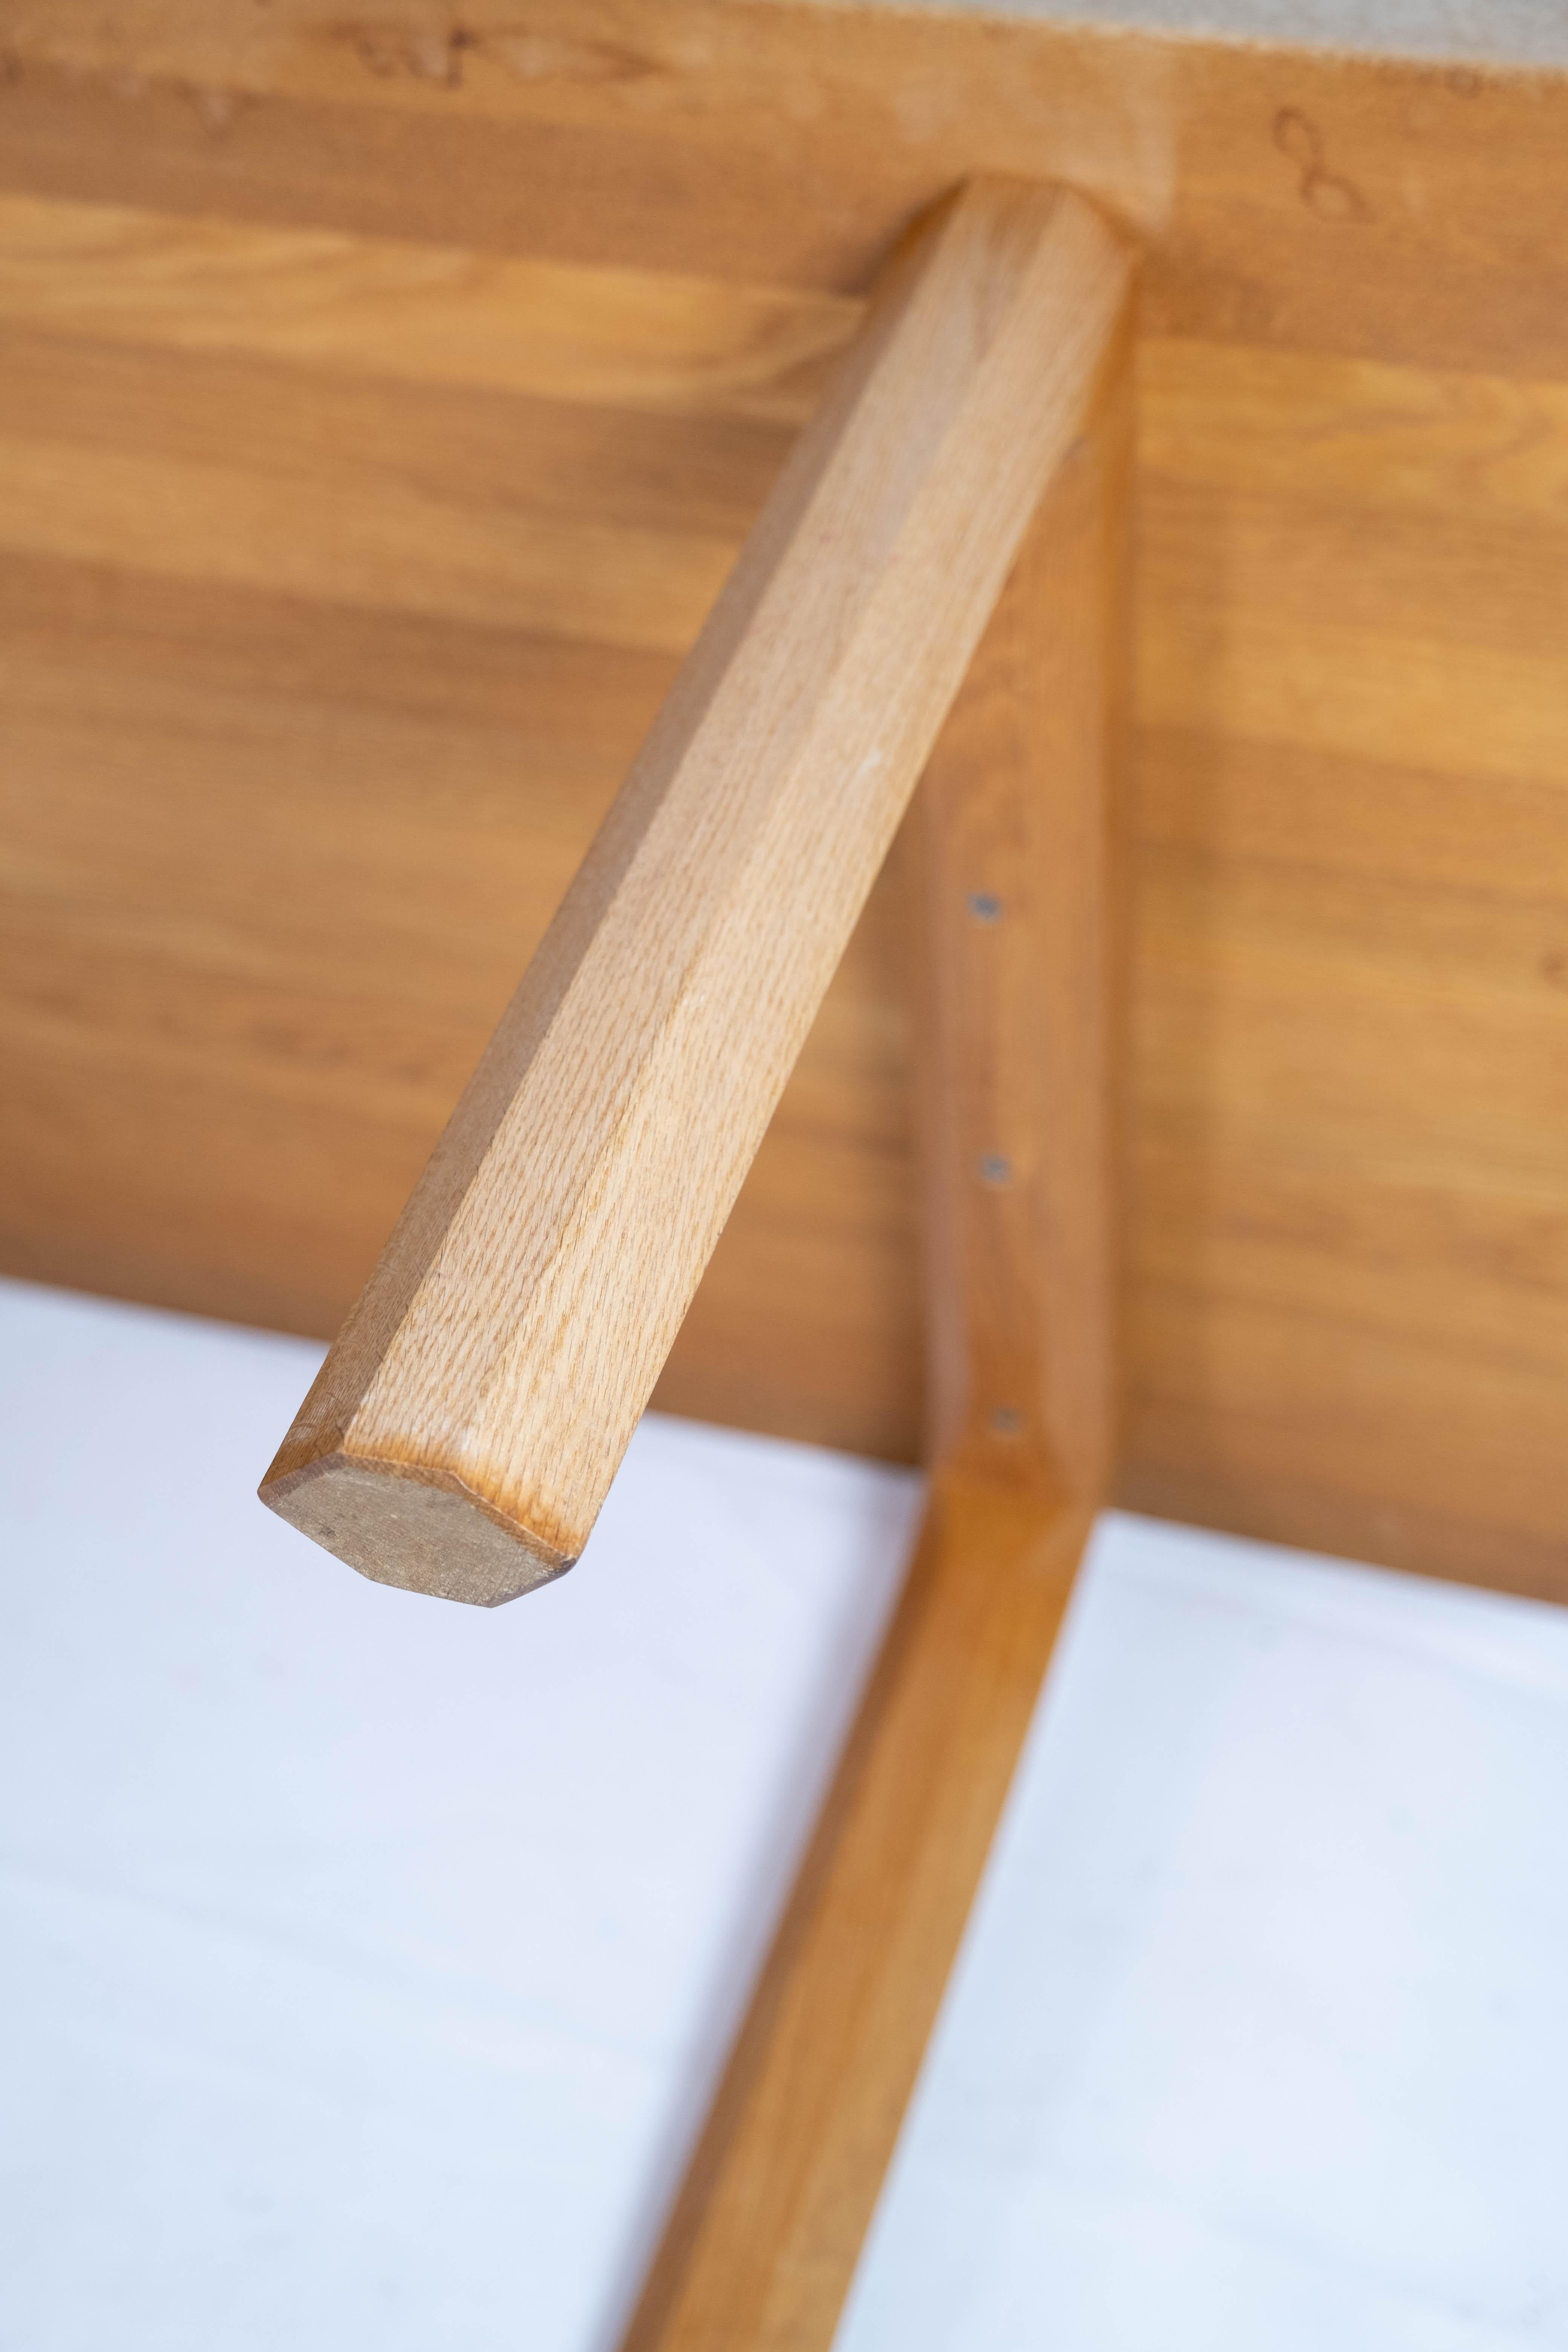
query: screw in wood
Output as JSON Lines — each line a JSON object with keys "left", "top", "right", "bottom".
{"left": 978, "top": 1153, "right": 1012, "bottom": 1187}
{"left": 967, "top": 891, "right": 1003, "bottom": 923}
{"left": 989, "top": 1407, "right": 1023, "bottom": 1436}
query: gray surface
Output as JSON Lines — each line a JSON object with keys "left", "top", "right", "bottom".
{"left": 832, "top": 0, "right": 1568, "bottom": 68}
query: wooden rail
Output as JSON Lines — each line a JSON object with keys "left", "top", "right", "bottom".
{"left": 259, "top": 176, "right": 1133, "bottom": 1604}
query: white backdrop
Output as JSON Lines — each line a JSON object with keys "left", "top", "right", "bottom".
{"left": 2, "top": 1278, "right": 1565, "bottom": 2351}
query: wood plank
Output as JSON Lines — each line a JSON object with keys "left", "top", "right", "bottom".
{"left": 1141, "top": 484, "right": 1568, "bottom": 668}
{"left": 0, "top": 191, "right": 858, "bottom": 423}
{"left": 259, "top": 180, "right": 1133, "bottom": 1603}
{"left": 0, "top": 423, "right": 737, "bottom": 652}
{"left": 0, "top": 8, "right": 1564, "bottom": 1604}
{"left": 621, "top": 331, "right": 1128, "bottom": 2352}
{"left": 1135, "top": 864, "right": 1565, "bottom": 1158}
{"left": 1126, "top": 1286, "right": 1568, "bottom": 1595}
{"left": 0, "top": 327, "right": 799, "bottom": 542}
{"left": 1132, "top": 1147, "right": 1567, "bottom": 1383}
{"left": 1141, "top": 337, "right": 1568, "bottom": 527}
{"left": 1136, "top": 726, "right": 1568, "bottom": 902}
{"left": 4, "top": 5, "right": 1568, "bottom": 375}
{"left": 1140, "top": 606, "right": 1568, "bottom": 789}
{"left": 919, "top": 334, "right": 1131, "bottom": 1500}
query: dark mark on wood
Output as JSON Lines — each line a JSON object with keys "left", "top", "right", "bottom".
{"left": 1274, "top": 106, "right": 1375, "bottom": 224}
{"left": 333, "top": 19, "right": 656, "bottom": 89}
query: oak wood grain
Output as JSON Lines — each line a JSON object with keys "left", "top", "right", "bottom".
{"left": 4, "top": 2, "right": 1567, "bottom": 375}
{"left": 623, "top": 1482, "right": 1092, "bottom": 2352}
{"left": 620, "top": 349, "right": 1129, "bottom": 2350}
{"left": 257, "top": 179, "right": 1133, "bottom": 1602}
{"left": 2, "top": 10, "right": 1565, "bottom": 1602}
{"left": 0, "top": 190, "right": 857, "bottom": 423}
{"left": 919, "top": 331, "right": 1132, "bottom": 1505}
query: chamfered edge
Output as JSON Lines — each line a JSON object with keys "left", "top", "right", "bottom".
{"left": 258, "top": 1453, "right": 575, "bottom": 1607}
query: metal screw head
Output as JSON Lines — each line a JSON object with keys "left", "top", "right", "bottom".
{"left": 978, "top": 1153, "right": 1012, "bottom": 1187}
{"left": 967, "top": 891, "right": 1003, "bottom": 924}
{"left": 989, "top": 1407, "right": 1023, "bottom": 1437}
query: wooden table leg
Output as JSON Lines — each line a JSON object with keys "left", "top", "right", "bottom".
{"left": 620, "top": 315, "right": 1132, "bottom": 2352}
{"left": 259, "top": 179, "right": 1132, "bottom": 1605}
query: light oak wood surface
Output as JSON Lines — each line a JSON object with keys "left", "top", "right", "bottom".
{"left": 625, "top": 1482, "right": 1092, "bottom": 2352}
{"left": 919, "top": 337, "right": 1131, "bottom": 1504}
{"left": 1, "top": 5, "right": 1565, "bottom": 1599}
{"left": 257, "top": 179, "right": 1132, "bottom": 1602}
{"left": 5, "top": 1, "right": 1566, "bottom": 376}
{"left": 623, "top": 362, "right": 1128, "bottom": 2346}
